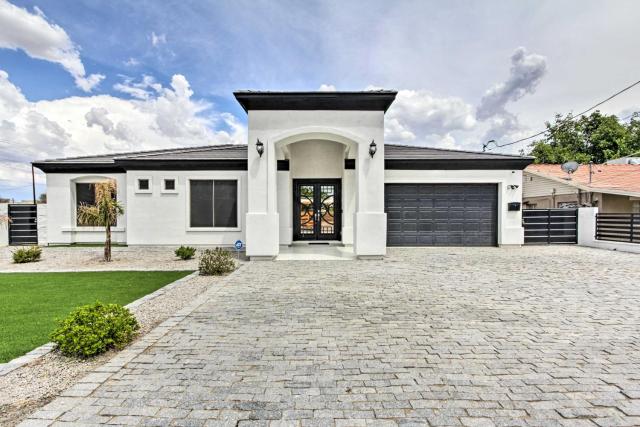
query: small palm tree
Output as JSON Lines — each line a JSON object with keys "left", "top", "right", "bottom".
{"left": 77, "top": 180, "right": 124, "bottom": 262}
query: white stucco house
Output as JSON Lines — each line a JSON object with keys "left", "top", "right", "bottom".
{"left": 33, "top": 91, "right": 533, "bottom": 259}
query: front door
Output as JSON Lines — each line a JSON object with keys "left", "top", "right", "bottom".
{"left": 293, "top": 179, "right": 341, "bottom": 241}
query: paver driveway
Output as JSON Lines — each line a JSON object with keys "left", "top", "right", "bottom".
{"left": 22, "top": 246, "right": 640, "bottom": 427}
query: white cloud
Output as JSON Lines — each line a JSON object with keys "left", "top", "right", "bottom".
{"left": 0, "top": 70, "right": 246, "bottom": 189}
{"left": 384, "top": 89, "right": 476, "bottom": 142}
{"left": 318, "top": 84, "right": 336, "bottom": 92}
{"left": 150, "top": 31, "right": 166, "bottom": 47}
{"left": 124, "top": 57, "right": 140, "bottom": 67}
{"left": 477, "top": 47, "right": 547, "bottom": 121}
{"left": 113, "top": 75, "right": 162, "bottom": 100}
{"left": 0, "top": 0, "right": 104, "bottom": 92}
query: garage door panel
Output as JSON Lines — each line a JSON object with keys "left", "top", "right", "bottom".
{"left": 385, "top": 183, "right": 497, "bottom": 246}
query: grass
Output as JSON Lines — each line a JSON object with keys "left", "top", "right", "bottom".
{"left": 0, "top": 270, "right": 193, "bottom": 363}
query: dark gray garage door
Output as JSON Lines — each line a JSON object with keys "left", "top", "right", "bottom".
{"left": 385, "top": 183, "right": 498, "bottom": 246}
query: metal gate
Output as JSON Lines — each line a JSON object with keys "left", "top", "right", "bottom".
{"left": 523, "top": 208, "right": 578, "bottom": 245}
{"left": 8, "top": 204, "right": 38, "bottom": 245}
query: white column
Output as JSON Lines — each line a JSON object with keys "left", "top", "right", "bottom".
{"left": 353, "top": 122, "right": 386, "bottom": 258}
{"left": 577, "top": 207, "right": 598, "bottom": 246}
{"left": 37, "top": 204, "right": 47, "bottom": 246}
{"left": 245, "top": 117, "right": 279, "bottom": 259}
{"left": 0, "top": 203, "right": 8, "bottom": 247}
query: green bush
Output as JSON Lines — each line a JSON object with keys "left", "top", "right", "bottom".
{"left": 12, "top": 246, "right": 42, "bottom": 264}
{"left": 50, "top": 302, "right": 139, "bottom": 358}
{"left": 175, "top": 245, "right": 196, "bottom": 260}
{"left": 199, "top": 248, "right": 236, "bottom": 276}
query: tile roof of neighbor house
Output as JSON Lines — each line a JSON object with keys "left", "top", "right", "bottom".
{"left": 526, "top": 163, "right": 640, "bottom": 196}
{"left": 32, "top": 143, "right": 533, "bottom": 172}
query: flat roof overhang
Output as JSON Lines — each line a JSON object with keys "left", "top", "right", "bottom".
{"left": 233, "top": 91, "right": 397, "bottom": 113}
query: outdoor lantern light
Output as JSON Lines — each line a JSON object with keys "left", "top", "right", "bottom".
{"left": 256, "top": 139, "right": 264, "bottom": 157}
{"left": 369, "top": 140, "right": 377, "bottom": 158}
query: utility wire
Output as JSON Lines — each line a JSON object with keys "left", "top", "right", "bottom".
{"left": 484, "top": 79, "right": 640, "bottom": 151}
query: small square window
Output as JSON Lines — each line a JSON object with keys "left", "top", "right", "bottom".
{"left": 164, "top": 179, "right": 175, "bottom": 191}
{"left": 138, "top": 179, "right": 149, "bottom": 190}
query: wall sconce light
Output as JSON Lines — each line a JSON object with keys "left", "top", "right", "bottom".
{"left": 369, "top": 140, "right": 377, "bottom": 158}
{"left": 256, "top": 139, "right": 264, "bottom": 158}
{"left": 508, "top": 184, "right": 520, "bottom": 190}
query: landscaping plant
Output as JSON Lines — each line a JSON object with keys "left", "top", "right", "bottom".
{"left": 175, "top": 245, "right": 196, "bottom": 260}
{"left": 199, "top": 247, "right": 236, "bottom": 275}
{"left": 76, "top": 180, "right": 124, "bottom": 262}
{"left": 50, "top": 301, "right": 139, "bottom": 358}
{"left": 12, "top": 246, "right": 42, "bottom": 263}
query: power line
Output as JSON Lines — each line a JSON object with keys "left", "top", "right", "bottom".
{"left": 484, "top": 79, "right": 640, "bottom": 151}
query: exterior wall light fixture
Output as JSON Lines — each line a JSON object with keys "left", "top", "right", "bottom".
{"left": 369, "top": 140, "right": 377, "bottom": 158}
{"left": 256, "top": 139, "right": 264, "bottom": 157}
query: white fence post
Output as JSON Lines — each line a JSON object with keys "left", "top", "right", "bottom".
{"left": 0, "top": 203, "right": 8, "bottom": 247}
{"left": 37, "top": 203, "right": 47, "bottom": 246}
{"left": 577, "top": 207, "right": 598, "bottom": 246}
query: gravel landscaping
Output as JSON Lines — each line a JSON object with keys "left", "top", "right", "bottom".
{"left": 0, "top": 246, "right": 204, "bottom": 272}
{"left": 0, "top": 271, "right": 219, "bottom": 426}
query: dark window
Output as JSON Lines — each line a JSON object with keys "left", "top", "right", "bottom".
{"left": 138, "top": 179, "right": 150, "bottom": 190}
{"left": 214, "top": 180, "right": 238, "bottom": 228}
{"left": 190, "top": 180, "right": 213, "bottom": 227}
{"left": 189, "top": 179, "right": 238, "bottom": 228}
{"left": 76, "top": 183, "right": 117, "bottom": 226}
{"left": 164, "top": 179, "right": 175, "bottom": 191}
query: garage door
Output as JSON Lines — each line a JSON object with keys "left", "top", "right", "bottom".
{"left": 385, "top": 183, "right": 498, "bottom": 246}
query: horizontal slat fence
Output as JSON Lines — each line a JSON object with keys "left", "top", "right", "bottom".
{"left": 596, "top": 213, "right": 639, "bottom": 243}
{"left": 8, "top": 204, "right": 38, "bottom": 245}
{"left": 523, "top": 209, "right": 578, "bottom": 245}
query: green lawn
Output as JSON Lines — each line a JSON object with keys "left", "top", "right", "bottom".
{"left": 0, "top": 270, "right": 193, "bottom": 363}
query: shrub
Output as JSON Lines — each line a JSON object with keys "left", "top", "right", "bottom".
{"left": 50, "top": 302, "right": 139, "bottom": 358}
{"left": 12, "top": 246, "right": 42, "bottom": 263}
{"left": 199, "top": 247, "right": 236, "bottom": 276}
{"left": 175, "top": 245, "right": 196, "bottom": 260}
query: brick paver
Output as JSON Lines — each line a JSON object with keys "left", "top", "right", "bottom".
{"left": 21, "top": 246, "right": 640, "bottom": 426}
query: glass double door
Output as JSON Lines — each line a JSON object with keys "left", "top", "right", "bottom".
{"left": 293, "top": 179, "right": 341, "bottom": 241}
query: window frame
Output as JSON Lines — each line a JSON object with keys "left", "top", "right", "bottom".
{"left": 136, "top": 176, "right": 152, "bottom": 194}
{"left": 73, "top": 180, "right": 119, "bottom": 228}
{"left": 161, "top": 177, "right": 178, "bottom": 194}
{"left": 186, "top": 177, "right": 241, "bottom": 232}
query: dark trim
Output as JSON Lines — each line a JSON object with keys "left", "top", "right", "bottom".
{"left": 234, "top": 91, "right": 397, "bottom": 113}
{"left": 277, "top": 160, "right": 290, "bottom": 171}
{"left": 344, "top": 159, "right": 355, "bottom": 169}
{"left": 384, "top": 158, "right": 533, "bottom": 170}
{"left": 32, "top": 162, "right": 125, "bottom": 173}
{"left": 293, "top": 179, "right": 342, "bottom": 241}
{"left": 114, "top": 159, "right": 247, "bottom": 171}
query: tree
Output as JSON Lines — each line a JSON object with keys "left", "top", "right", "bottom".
{"left": 76, "top": 180, "right": 123, "bottom": 262}
{"left": 38, "top": 193, "right": 47, "bottom": 203}
{"left": 528, "top": 111, "right": 635, "bottom": 163}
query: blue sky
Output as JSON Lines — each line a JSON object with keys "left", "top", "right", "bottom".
{"left": 1, "top": 0, "right": 640, "bottom": 199}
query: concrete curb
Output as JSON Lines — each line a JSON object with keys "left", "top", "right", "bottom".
{"left": 0, "top": 270, "right": 199, "bottom": 377}
{"left": 19, "top": 265, "right": 244, "bottom": 426}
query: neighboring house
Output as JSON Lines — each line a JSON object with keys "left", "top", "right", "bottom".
{"left": 33, "top": 91, "right": 533, "bottom": 259}
{"left": 606, "top": 156, "right": 640, "bottom": 165}
{"left": 523, "top": 163, "right": 640, "bottom": 212}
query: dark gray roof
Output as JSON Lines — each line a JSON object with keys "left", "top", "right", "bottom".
{"left": 35, "top": 144, "right": 247, "bottom": 165}
{"left": 33, "top": 143, "right": 532, "bottom": 172}
{"left": 234, "top": 91, "right": 397, "bottom": 113}
{"left": 384, "top": 144, "right": 531, "bottom": 160}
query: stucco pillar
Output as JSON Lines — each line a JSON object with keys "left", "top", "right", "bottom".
{"left": 246, "top": 123, "right": 279, "bottom": 259}
{"left": 577, "top": 207, "right": 598, "bottom": 246}
{"left": 353, "top": 128, "right": 386, "bottom": 258}
{"left": 0, "top": 203, "right": 8, "bottom": 247}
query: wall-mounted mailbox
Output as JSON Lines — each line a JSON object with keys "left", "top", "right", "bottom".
{"left": 508, "top": 202, "right": 521, "bottom": 211}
